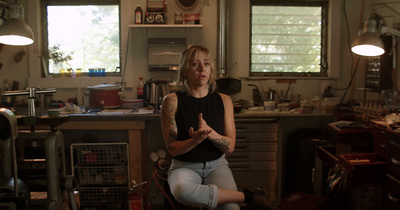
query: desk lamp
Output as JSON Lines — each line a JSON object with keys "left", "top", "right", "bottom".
{"left": 351, "top": 14, "right": 400, "bottom": 57}
{"left": 0, "top": 0, "right": 34, "bottom": 46}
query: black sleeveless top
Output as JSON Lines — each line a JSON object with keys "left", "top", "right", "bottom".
{"left": 174, "top": 91, "right": 225, "bottom": 162}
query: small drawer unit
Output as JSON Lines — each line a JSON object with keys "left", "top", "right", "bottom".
{"left": 386, "top": 137, "right": 400, "bottom": 209}
{"left": 227, "top": 118, "right": 279, "bottom": 203}
{"left": 71, "top": 143, "right": 129, "bottom": 208}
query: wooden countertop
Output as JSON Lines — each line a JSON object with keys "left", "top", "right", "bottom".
{"left": 13, "top": 107, "right": 333, "bottom": 123}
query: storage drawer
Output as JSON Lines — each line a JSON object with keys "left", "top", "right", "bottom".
{"left": 232, "top": 170, "right": 278, "bottom": 202}
{"left": 77, "top": 166, "right": 128, "bottom": 186}
{"left": 234, "top": 142, "right": 278, "bottom": 153}
{"left": 229, "top": 161, "right": 277, "bottom": 171}
{"left": 385, "top": 174, "right": 400, "bottom": 210}
{"left": 72, "top": 143, "right": 128, "bottom": 166}
{"left": 235, "top": 123, "right": 278, "bottom": 133}
{"left": 375, "top": 138, "right": 389, "bottom": 159}
{"left": 227, "top": 151, "right": 277, "bottom": 162}
{"left": 236, "top": 132, "right": 278, "bottom": 143}
{"left": 388, "top": 140, "right": 400, "bottom": 179}
{"left": 372, "top": 128, "right": 389, "bottom": 159}
{"left": 78, "top": 187, "right": 128, "bottom": 206}
{"left": 338, "top": 153, "right": 387, "bottom": 186}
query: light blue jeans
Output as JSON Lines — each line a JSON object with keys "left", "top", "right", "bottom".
{"left": 167, "top": 155, "right": 240, "bottom": 210}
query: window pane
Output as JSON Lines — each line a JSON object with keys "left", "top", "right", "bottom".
{"left": 47, "top": 5, "right": 120, "bottom": 74}
{"left": 251, "top": 5, "right": 323, "bottom": 75}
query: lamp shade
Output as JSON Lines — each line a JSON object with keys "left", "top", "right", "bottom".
{"left": 0, "top": 18, "right": 34, "bottom": 46}
{"left": 0, "top": 1, "right": 34, "bottom": 46}
{"left": 351, "top": 16, "right": 384, "bottom": 56}
{"left": 351, "top": 32, "right": 384, "bottom": 56}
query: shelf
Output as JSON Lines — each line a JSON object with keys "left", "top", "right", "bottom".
{"left": 128, "top": 24, "right": 203, "bottom": 28}
{"left": 0, "top": 1, "right": 8, "bottom": 7}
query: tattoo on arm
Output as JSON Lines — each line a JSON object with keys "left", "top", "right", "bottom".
{"left": 212, "top": 138, "right": 230, "bottom": 152}
{"left": 162, "top": 96, "right": 178, "bottom": 152}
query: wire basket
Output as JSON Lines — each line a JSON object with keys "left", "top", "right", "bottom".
{"left": 72, "top": 143, "right": 128, "bottom": 166}
{"left": 77, "top": 166, "right": 128, "bottom": 186}
{"left": 78, "top": 187, "right": 128, "bottom": 206}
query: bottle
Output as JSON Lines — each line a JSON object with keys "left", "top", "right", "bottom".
{"left": 137, "top": 77, "right": 144, "bottom": 99}
{"left": 135, "top": 6, "right": 142, "bottom": 24}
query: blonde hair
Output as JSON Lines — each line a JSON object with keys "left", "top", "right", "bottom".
{"left": 177, "top": 45, "right": 216, "bottom": 93}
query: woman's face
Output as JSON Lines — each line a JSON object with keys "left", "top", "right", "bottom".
{"left": 186, "top": 50, "right": 211, "bottom": 88}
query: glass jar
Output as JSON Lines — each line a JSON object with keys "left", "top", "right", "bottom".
{"left": 174, "top": 13, "right": 183, "bottom": 24}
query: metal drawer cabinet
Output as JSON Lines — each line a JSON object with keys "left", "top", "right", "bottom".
{"left": 385, "top": 174, "right": 400, "bottom": 209}
{"left": 385, "top": 138, "right": 400, "bottom": 209}
{"left": 227, "top": 118, "right": 279, "bottom": 204}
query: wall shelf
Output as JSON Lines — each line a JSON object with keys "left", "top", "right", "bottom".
{"left": 0, "top": 1, "right": 8, "bottom": 7}
{"left": 128, "top": 24, "right": 203, "bottom": 28}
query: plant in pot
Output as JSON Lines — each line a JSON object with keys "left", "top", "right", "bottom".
{"left": 42, "top": 45, "right": 74, "bottom": 77}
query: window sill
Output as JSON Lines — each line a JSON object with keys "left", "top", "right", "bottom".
{"left": 27, "top": 76, "right": 131, "bottom": 89}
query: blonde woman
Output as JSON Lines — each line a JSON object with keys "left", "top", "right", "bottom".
{"left": 161, "top": 45, "right": 272, "bottom": 210}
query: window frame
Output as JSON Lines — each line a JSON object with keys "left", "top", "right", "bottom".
{"left": 249, "top": 0, "right": 329, "bottom": 78}
{"left": 40, "top": 0, "right": 122, "bottom": 77}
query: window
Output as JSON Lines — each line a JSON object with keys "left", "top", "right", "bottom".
{"left": 250, "top": 0, "right": 328, "bottom": 77}
{"left": 41, "top": 0, "right": 121, "bottom": 76}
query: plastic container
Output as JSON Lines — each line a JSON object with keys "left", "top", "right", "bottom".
{"left": 184, "top": 14, "right": 200, "bottom": 24}
{"left": 121, "top": 99, "right": 144, "bottom": 109}
{"left": 264, "top": 101, "right": 275, "bottom": 112}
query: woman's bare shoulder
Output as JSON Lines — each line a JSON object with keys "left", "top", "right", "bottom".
{"left": 218, "top": 92, "right": 233, "bottom": 103}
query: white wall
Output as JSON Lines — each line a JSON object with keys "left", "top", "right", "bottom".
{"left": 1, "top": 0, "right": 399, "bottom": 106}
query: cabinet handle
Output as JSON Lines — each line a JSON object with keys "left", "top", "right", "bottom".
{"left": 227, "top": 156, "right": 247, "bottom": 162}
{"left": 236, "top": 127, "right": 249, "bottom": 132}
{"left": 379, "top": 144, "right": 387, "bottom": 153}
{"left": 235, "top": 146, "right": 248, "bottom": 151}
{"left": 391, "top": 157, "right": 400, "bottom": 165}
{"left": 388, "top": 193, "right": 400, "bottom": 203}
{"left": 229, "top": 164, "right": 248, "bottom": 170}
{"left": 236, "top": 137, "right": 247, "bottom": 142}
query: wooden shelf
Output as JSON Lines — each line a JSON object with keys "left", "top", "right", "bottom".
{"left": 128, "top": 24, "right": 203, "bottom": 28}
{"left": 0, "top": 1, "right": 8, "bottom": 7}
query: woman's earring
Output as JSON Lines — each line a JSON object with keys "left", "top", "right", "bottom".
{"left": 184, "top": 80, "right": 189, "bottom": 91}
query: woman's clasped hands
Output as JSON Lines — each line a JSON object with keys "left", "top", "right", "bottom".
{"left": 189, "top": 113, "right": 212, "bottom": 145}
